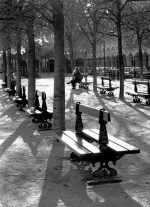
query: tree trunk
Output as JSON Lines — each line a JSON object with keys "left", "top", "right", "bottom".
{"left": 92, "top": 20, "right": 97, "bottom": 91}
{"left": 116, "top": 0, "right": 124, "bottom": 100}
{"left": 7, "top": 47, "right": 12, "bottom": 88}
{"left": 4, "top": 0, "right": 12, "bottom": 88}
{"left": 2, "top": 48, "right": 7, "bottom": 84}
{"left": 16, "top": 28, "right": 22, "bottom": 96}
{"left": 26, "top": 22, "right": 36, "bottom": 107}
{"left": 137, "top": 35, "right": 143, "bottom": 80}
{"left": 92, "top": 43, "right": 97, "bottom": 91}
{"left": 84, "top": 50, "right": 87, "bottom": 74}
{"left": 51, "top": 0, "right": 66, "bottom": 135}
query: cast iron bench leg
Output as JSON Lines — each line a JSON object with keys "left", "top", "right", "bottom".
{"left": 87, "top": 161, "right": 121, "bottom": 185}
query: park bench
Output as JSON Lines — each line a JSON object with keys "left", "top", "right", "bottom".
{"left": 27, "top": 90, "right": 53, "bottom": 130}
{"left": 56, "top": 102, "right": 140, "bottom": 185}
{"left": 126, "top": 80, "right": 150, "bottom": 105}
{"left": 13, "top": 85, "right": 28, "bottom": 111}
{"left": 79, "top": 73, "right": 92, "bottom": 89}
{"left": 96, "top": 76, "right": 119, "bottom": 96}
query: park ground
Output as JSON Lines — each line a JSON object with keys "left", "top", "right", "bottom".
{"left": 0, "top": 73, "right": 150, "bottom": 207}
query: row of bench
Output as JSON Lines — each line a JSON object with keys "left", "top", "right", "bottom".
{"left": 77, "top": 75, "right": 150, "bottom": 105}
{"left": 1, "top": 82, "right": 53, "bottom": 131}
{"left": 95, "top": 77, "right": 150, "bottom": 104}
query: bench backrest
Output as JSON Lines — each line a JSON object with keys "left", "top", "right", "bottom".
{"left": 101, "top": 76, "right": 112, "bottom": 87}
{"left": 132, "top": 80, "right": 149, "bottom": 85}
{"left": 35, "top": 90, "right": 47, "bottom": 112}
{"left": 22, "top": 86, "right": 27, "bottom": 100}
{"left": 132, "top": 80, "right": 150, "bottom": 94}
{"left": 75, "top": 102, "right": 111, "bottom": 148}
{"left": 18, "top": 85, "right": 23, "bottom": 98}
{"left": 17, "top": 85, "right": 27, "bottom": 100}
{"left": 82, "top": 73, "right": 88, "bottom": 82}
{"left": 77, "top": 104, "right": 111, "bottom": 122}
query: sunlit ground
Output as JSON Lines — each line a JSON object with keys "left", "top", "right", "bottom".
{"left": 0, "top": 73, "right": 150, "bottom": 207}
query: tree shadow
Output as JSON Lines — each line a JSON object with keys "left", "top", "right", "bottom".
{"left": 0, "top": 80, "right": 146, "bottom": 207}
{"left": 0, "top": 116, "right": 51, "bottom": 158}
{"left": 0, "top": 93, "right": 26, "bottom": 124}
{"left": 38, "top": 138, "right": 142, "bottom": 207}
{"left": 38, "top": 140, "right": 96, "bottom": 207}
{"left": 0, "top": 95, "right": 55, "bottom": 158}
{"left": 122, "top": 99, "right": 150, "bottom": 120}
{"left": 94, "top": 90, "right": 150, "bottom": 125}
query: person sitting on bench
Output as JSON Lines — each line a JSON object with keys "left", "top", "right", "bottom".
{"left": 67, "top": 67, "right": 83, "bottom": 89}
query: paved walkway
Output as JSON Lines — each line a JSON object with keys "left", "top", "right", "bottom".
{"left": 0, "top": 73, "right": 150, "bottom": 207}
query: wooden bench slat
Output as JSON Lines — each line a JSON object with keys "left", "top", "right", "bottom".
{"left": 80, "top": 82, "right": 90, "bottom": 85}
{"left": 82, "top": 129, "right": 128, "bottom": 153}
{"left": 101, "top": 76, "right": 112, "bottom": 80}
{"left": 79, "top": 105, "right": 110, "bottom": 120}
{"left": 132, "top": 80, "right": 149, "bottom": 85}
{"left": 79, "top": 105, "right": 99, "bottom": 118}
{"left": 126, "top": 92, "right": 139, "bottom": 96}
{"left": 126, "top": 92, "right": 148, "bottom": 96}
{"left": 25, "top": 107, "right": 36, "bottom": 115}
{"left": 90, "top": 129, "right": 140, "bottom": 153}
{"left": 96, "top": 86, "right": 119, "bottom": 90}
{"left": 96, "top": 86, "right": 107, "bottom": 89}
{"left": 47, "top": 109, "right": 53, "bottom": 113}
{"left": 108, "top": 134, "right": 140, "bottom": 153}
{"left": 64, "top": 131, "right": 100, "bottom": 154}
{"left": 82, "top": 129, "right": 99, "bottom": 141}
{"left": 56, "top": 132, "right": 92, "bottom": 157}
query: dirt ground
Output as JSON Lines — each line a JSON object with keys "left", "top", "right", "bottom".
{"left": 0, "top": 73, "right": 150, "bottom": 207}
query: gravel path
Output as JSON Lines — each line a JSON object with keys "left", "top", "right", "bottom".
{"left": 0, "top": 73, "right": 150, "bottom": 207}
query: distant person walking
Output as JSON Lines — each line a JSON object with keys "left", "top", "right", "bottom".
{"left": 67, "top": 67, "right": 83, "bottom": 89}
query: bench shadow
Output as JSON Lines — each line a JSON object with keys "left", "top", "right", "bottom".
{"left": 91, "top": 181, "right": 142, "bottom": 207}
{"left": 94, "top": 91, "right": 119, "bottom": 104}
{"left": 38, "top": 139, "right": 142, "bottom": 207}
{"left": 38, "top": 140, "right": 96, "bottom": 207}
{"left": 70, "top": 87, "right": 90, "bottom": 95}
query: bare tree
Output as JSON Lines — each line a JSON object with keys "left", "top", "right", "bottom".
{"left": 51, "top": 0, "right": 66, "bottom": 134}
{"left": 124, "top": 1, "right": 150, "bottom": 80}
{"left": 34, "top": 0, "right": 66, "bottom": 134}
{"left": 25, "top": 2, "right": 36, "bottom": 107}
